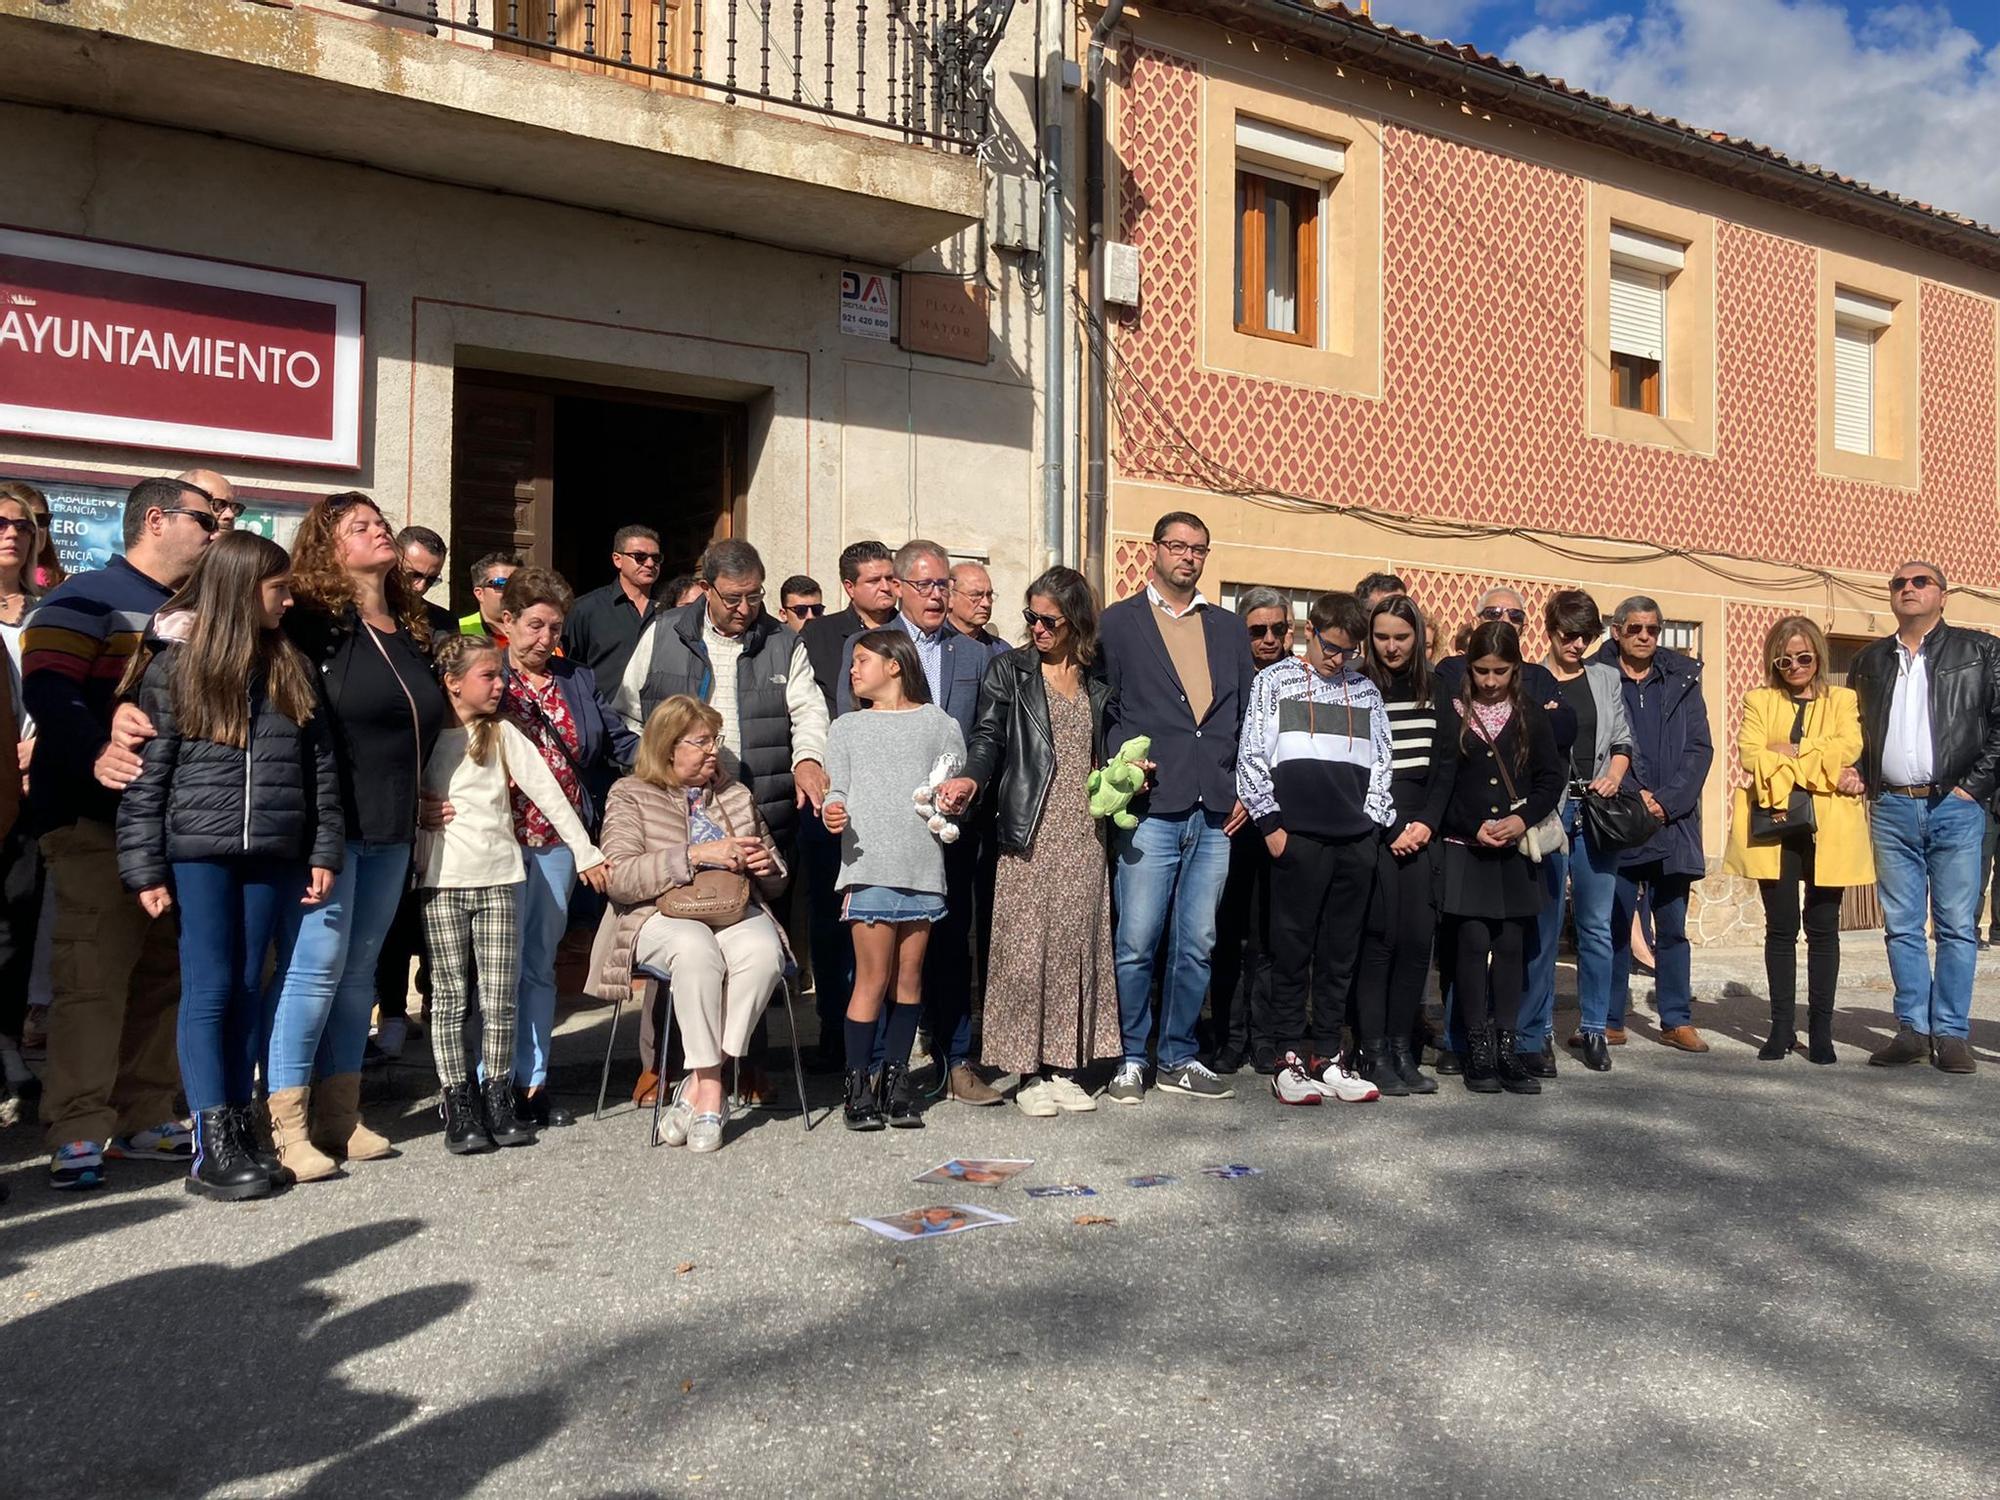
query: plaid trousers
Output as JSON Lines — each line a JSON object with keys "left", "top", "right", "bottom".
{"left": 419, "top": 884, "right": 520, "bottom": 1088}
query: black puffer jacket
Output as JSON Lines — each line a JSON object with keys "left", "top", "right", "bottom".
{"left": 116, "top": 643, "right": 344, "bottom": 892}
{"left": 962, "top": 646, "right": 1114, "bottom": 853}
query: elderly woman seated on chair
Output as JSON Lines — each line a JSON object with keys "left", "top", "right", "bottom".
{"left": 589, "top": 695, "right": 788, "bottom": 1153}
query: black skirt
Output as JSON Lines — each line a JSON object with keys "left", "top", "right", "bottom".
{"left": 1440, "top": 839, "right": 1544, "bottom": 921}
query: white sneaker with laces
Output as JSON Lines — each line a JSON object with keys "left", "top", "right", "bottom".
{"left": 1044, "top": 1074, "right": 1098, "bottom": 1112}
{"left": 1270, "top": 1052, "right": 1324, "bottom": 1106}
{"left": 105, "top": 1119, "right": 194, "bottom": 1160}
{"left": 1014, "top": 1078, "right": 1061, "bottom": 1117}
{"left": 1311, "top": 1054, "right": 1381, "bottom": 1103}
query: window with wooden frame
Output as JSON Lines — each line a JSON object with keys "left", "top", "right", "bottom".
{"left": 1231, "top": 118, "right": 1344, "bottom": 348}
{"left": 1608, "top": 227, "right": 1683, "bottom": 416}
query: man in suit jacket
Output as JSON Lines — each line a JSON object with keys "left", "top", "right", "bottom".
{"left": 1098, "top": 511, "right": 1257, "bottom": 1104}
{"left": 834, "top": 540, "right": 1002, "bottom": 1105}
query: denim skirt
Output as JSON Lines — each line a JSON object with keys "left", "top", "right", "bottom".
{"left": 840, "top": 884, "right": 948, "bottom": 925}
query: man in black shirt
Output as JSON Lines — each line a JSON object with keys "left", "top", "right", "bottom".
{"left": 562, "top": 524, "right": 664, "bottom": 684}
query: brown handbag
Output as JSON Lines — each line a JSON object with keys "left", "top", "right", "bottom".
{"left": 655, "top": 795, "right": 752, "bottom": 929}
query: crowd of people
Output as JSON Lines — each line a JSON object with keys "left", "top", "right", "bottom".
{"left": 0, "top": 477, "right": 1991, "bottom": 1200}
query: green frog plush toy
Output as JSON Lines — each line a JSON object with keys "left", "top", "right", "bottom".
{"left": 1087, "top": 736, "right": 1152, "bottom": 830}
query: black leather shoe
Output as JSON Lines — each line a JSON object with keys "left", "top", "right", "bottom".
{"left": 441, "top": 1083, "right": 496, "bottom": 1154}
{"left": 229, "top": 1104, "right": 293, "bottom": 1190}
{"left": 1522, "top": 1047, "right": 1558, "bottom": 1079}
{"left": 515, "top": 1088, "right": 575, "bottom": 1128}
{"left": 1387, "top": 1040, "right": 1438, "bottom": 1095}
{"left": 1434, "top": 1048, "right": 1464, "bottom": 1076}
{"left": 187, "top": 1107, "right": 272, "bottom": 1201}
{"left": 1580, "top": 1034, "right": 1612, "bottom": 1072}
{"left": 481, "top": 1079, "right": 536, "bottom": 1147}
{"left": 1461, "top": 1031, "right": 1501, "bottom": 1094}
{"left": 880, "top": 1061, "right": 925, "bottom": 1128}
{"left": 843, "top": 1069, "right": 885, "bottom": 1130}
{"left": 1495, "top": 1031, "right": 1542, "bottom": 1095}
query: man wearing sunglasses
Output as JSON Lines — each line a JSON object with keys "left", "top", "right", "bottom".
{"left": 565, "top": 525, "right": 666, "bottom": 683}
{"left": 1593, "top": 594, "right": 1713, "bottom": 1054}
{"left": 24, "top": 475, "right": 215, "bottom": 1189}
{"left": 778, "top": 575, "right": 826, "bottom": 632}
{"left": 177, "top": 469, "right": 241, "bottom": 533}
{"left": 1847, "top": 561, "right": 2000, "bottom": 1074}
{"left": 395, "top": 524, "right": 460, "bottom": 643}
{"left": 457, "top": 551, "right": 521, "bottom": 647}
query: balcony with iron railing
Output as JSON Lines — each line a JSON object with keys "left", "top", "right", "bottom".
{"left": 0, "top": 0, "right": 997, "bottom": 261}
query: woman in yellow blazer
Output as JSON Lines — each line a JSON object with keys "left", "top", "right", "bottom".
{"left": 1724, "top": 616, "right": 1870, "bottom": 1065}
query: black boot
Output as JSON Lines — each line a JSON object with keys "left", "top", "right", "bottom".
{"left": 880, "top": 1061, "right": 925, "bottom": 1128}
{"left": 441, "top": 1083, "right": 496, "bottom": 1154}
{"left": 1356, "top": 1038, "right": 1408, "bottom": 1097}
{"left": 843, "top": 1068, "right": 885, "bottom": 1131}
{"left": 515, "top": 1086, "right": 575, "bottom": 1128}
{"left": 481, "top": 1078, "right": 537, "bottom": 1147}
{"left": 229, "top": 1103, "right": 293, "bottom": 1191}
{"left": 186, "top": 1107, "right": 272, "bottom": 1201}
{"left": 1495, "top": 1030, "right": 1542, "bottom": 1094}
{"left": 1434, "top": 1048, "right": 1464, "bottom": 1076}
{"left": 1387, "top": 1039, "right": 1438, "bottom": 1095}
{"left": 1758, "top": 997, "right": 1798, "bottom": 1061}
{"left": 1461, "top": 1028, "right": 1502, "bottom": 1094}
{"left": 1806, "top": 1002, "right": 1836, "bottom": 1065}
{"left": 1580, "top": 1033, "right": 1612, "bottom": 1072}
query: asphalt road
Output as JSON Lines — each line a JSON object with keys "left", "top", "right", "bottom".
{"left": 2, "top": 934, "right": 1996, "bottom": 1499}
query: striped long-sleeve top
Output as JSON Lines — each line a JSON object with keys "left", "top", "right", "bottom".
{"left": 1378, "top": 664, "right": 1458, "bottom": 838}
{"left": 22, "top": 557, "right": 172, "bottom": 831}
{"left": 1236, "top": 657, "right": 1394, "bottom": 839}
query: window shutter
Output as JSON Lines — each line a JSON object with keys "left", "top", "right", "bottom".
{"left": 1833, "top": 322, "right": 1875, "bottom": 455}
{"left": 1235, "top": 117, "right": 1345, "bottom": 178}
{"left": 1609, "top": 263, "right": 1666, "bottom": 363}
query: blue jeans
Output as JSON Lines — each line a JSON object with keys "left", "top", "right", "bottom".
{"left": 263, "top": 841, "right": 413, "bottom": 1089}
{"left": 1872, "top": 790, "right": 1985, "bottom": 1038}
{"left": 174, "top": 858, "right": 303, "bottom": 1113}
{"left": 512, "top": 844, "right": 575, "bottom": 1089}
{"left": 1523, "top": 800, "right": 1621, "bottom": 1045}
{"left": 1611, "top": 861, "right": 1693, "bottom": 1030}
{"left": 1112, "top": 809, "right": 1232, "bottom": 1069}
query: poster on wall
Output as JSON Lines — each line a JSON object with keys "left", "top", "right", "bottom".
{"left": 3, "top": 472, "right": 306, "bottom": 578}
{"left": 0, "top": 225, "right": 364, "bottom": 468}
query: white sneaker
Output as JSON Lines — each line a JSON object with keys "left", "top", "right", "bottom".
{"left": 1271, "top": 1052, "right": 1324, "bottom": 1106}
{"left": 1311, "top": 1054, "right": 1381, "bottom": 1103}
{"left": 1044, "top": 1074, "right": 1098, "bottom": 1113}
{"left": 1015, "top": 1078, "right": 1061, "bottom": 1117}
{"left": 657, "top": 1078, "right": 695, "bottom": 1146}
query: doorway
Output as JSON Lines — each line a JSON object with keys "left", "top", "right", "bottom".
{"left": 1824, "top": 632, "right": 1883, "bottom": 931}
{"left": 450, "top": 370, "right": 745, "bottom": 615}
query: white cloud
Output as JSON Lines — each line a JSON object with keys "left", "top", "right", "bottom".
{"left": 1505, "top": 0, "right": 2000, "bottom": 226}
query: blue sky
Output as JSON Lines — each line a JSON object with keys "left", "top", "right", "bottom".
{"left": 1371, "top": 1, "right": 2000, "bottom": 223}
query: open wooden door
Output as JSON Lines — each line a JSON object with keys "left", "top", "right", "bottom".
{"left": 451, "top": 378, "right": 555, "bottom": 614}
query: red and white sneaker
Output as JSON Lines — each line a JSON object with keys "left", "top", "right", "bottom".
{"left": 1309, "top": 1054, "right": 1381, "bottom": 1103}
{"left": 1271, "top": 1052, "right": 1324, "bottom": 1106}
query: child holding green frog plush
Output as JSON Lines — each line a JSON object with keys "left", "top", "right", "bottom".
{"left": 946, "top": 567, "right": 1124, "bottom": 1116}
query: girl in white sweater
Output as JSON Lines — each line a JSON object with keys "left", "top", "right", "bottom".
{"left": 422, "top": 636, "right": 608, "bottom": 1155}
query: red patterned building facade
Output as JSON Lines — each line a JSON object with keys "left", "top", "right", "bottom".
{"left": 1099, "top": 2, "right": 2000, "bottom": 908}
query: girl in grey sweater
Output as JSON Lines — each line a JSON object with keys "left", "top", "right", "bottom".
{"left": 822, "top": 630, "right": 967, "bottom": 1131}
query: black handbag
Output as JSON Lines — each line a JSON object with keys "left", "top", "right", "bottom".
{"left": 1748, "top": 699, "right": 1818, "bottom": 845}
{"left": 1582, "top": 787, "right": 1656, "bottom": 850}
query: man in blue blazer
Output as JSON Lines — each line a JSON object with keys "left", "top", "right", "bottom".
{"left": 1098, "top": 511, "right": 1258, "bottom": 1103}
{"left": 835, "top": 540, "right": 1003, "bottom": 1106}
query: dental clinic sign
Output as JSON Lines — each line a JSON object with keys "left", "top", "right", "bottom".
{"left": 0, "top": 227, "right": 363, "bottom": 468}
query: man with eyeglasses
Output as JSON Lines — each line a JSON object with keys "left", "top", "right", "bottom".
{"left": 946, "top": 561, "right": 1008, "bottom": 658}
{"left": 1593, "top": 594, "right": 1713, "bottom": 1054}
{"left": 1847, "top": 561, "right": 2000, "bottom": 1074}
{"left": 565, "top": 525, "right": 666, "bottom": 683}
{"left": 1097, "top": 511, "right": 1258, "bottom": 1103}
{"left": 394, "top": 524, "right": 459, "bottom": 643}
{"left": 458, "top": 551, "right": 521, "bottom": 647}
{"left": 23, "top": 475, "right": 215, "bottom": 1189}
{"left": 177, "top": 469, "right": 241, "bottom": 533}
{"left": 833, "top": 540, "right": 1002, "bottom": 1105}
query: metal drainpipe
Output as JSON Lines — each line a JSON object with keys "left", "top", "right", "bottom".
{"left": 1039, "top": 0, "right": 1068, "bottom": 568}
{"left": 1081, "top": 0, "right": 1126, "bottom": 593}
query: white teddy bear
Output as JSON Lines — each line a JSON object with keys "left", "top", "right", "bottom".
{"left": 913, "top": 751, "right": 965, "bottom": 845}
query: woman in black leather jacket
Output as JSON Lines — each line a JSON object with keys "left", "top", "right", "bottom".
{"left": 938, "top": 567, "right": 1122, "bottom": 1115}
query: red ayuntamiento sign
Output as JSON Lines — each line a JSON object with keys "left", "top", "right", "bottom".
{"left": 0, "top": 226, "right": 364, "bottom": 468}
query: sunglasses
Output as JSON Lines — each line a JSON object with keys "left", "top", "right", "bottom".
{"left": 1478, "top": 607, "right": 1527, "bottom": 625}
{"left": 1022, "top": 607, "right": 1066, "bottom": 632}
{"left": 163, "top": 507, "right": 218, "bottom": 534}
{"left": 1772, "top": 652, "right": 1817, "bottom": 671}
{"left": 212, "top": 501, "right": 246, "bottom": 521}
{"left": 1246, "top": 623, "right": 1288, "bottom": 640}
{"left": 477, "top": 576, "right": 513, "bottom": 591}
{"left": 620, "top": 550, "right": 662, "bottom": 566}
{"left": 405, "top": 568, "right": 442, "bottom": 590}
{"left": 1623, "top": 623, "right": 1660, "bottom": 637}
{"left": 1555, "top": 628, "right": 1592, "bottom": 644}
{"left": 1891, "top": 574, "right": 1939, "bottom": 592}
{"left": 785, "top": 602, "right": 826, "bottom": 618}
{"left": 0, "top": 517, "right": 35, "bottom": 538}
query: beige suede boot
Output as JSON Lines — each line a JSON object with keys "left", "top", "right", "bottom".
{"left": 267, "top": 1086, "right": 340, "bottom": 1183}
{"left": 308, "top": 1073, "right": 395, "bottom": 1162}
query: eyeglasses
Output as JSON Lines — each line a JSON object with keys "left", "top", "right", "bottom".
{"left": 1246, "top": 623, "right": 1288, "bottom": 640}
{"left": 1478, "top": 606, "right": 1527, "bottom": 625}
{"left": 0, "top": 517, "right": 35, "bottom": 538}
{"left": 899, "top": 577, "right": 951, "bottom": 595}
{"left": 714, "top": 588, "right": 765, "bottom": 609}
{"left": 1555, "top": 628, "right": 1592, "bottom": 644}
{"left": 784, "top": 602, "right": 826, "bottom": 619}
{"left": 162, "top": 507, "right": 218, "bottom": 534}
{"left": 1772, "top": 652, "right": 1817, "bottom": 671}
{"left": 477, "top": 576, "right": 514, "bottom": 591}
{"left": 1315, "top": 635, "right": 1358, "bottom": 661}
{"left": 1622, "top": 623, "right": 1660, "bottom": 637}
{"left": 404, "top": 568, "right": 442, "bottom": 590}
{"left": 212, "top": 501, "right": 245, "bottom": 521}
{"left": 679, "top": 734, "right": 724, "bottom": 752}
{"left": 1891, "top": 574, "right": 1939, "bottom": 592}
{"left": 954, "top": 588, "right": 995, "bottom": 603}
{"left": 1022, "top": 608, "right": 1066, "bottom": 632}
{"left": 619, "top": 550, "right": 662, "bottom": 567}
{"left": 1155, "top": 539, "right": 1211, "bottom": 560}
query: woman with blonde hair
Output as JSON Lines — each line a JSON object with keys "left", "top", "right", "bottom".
{"left": 1724, "top": 615, "right": 1868, "bottom": 1064}
{"left": 589, "top": 695, "right": 787, "bottom": 1154}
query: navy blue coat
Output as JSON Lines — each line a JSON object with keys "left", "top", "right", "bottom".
{"left": 1594, "top": 643, "right": 1711, "bottom": 876}
{"left": 503, "top": 655, "right": 638, "bottom": 831}
{"left": 1099, "top": 593, "right": 1256, "bottom": 818}
{"left": 1433, "top": 656, "right": 1578, "bottom": 758}
{"left": 836, "top": 617, "right": 988, "bottom": 739}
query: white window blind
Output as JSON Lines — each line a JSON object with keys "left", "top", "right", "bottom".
{"left": 1609, "top": 263, "right": 1667, "bottom": 363}
{"left": 1833, "top": 322, "right": 1876, "bottom": 455}
{"left": 1609, "top": 226, "right": 1686, "bottom": 275}
{"left": 1235, "top": 117, "right": 1346, "bottom": 179}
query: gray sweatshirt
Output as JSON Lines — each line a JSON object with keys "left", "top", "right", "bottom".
{"left": 823, "top": 704, "right": 966, "bottom": 895}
